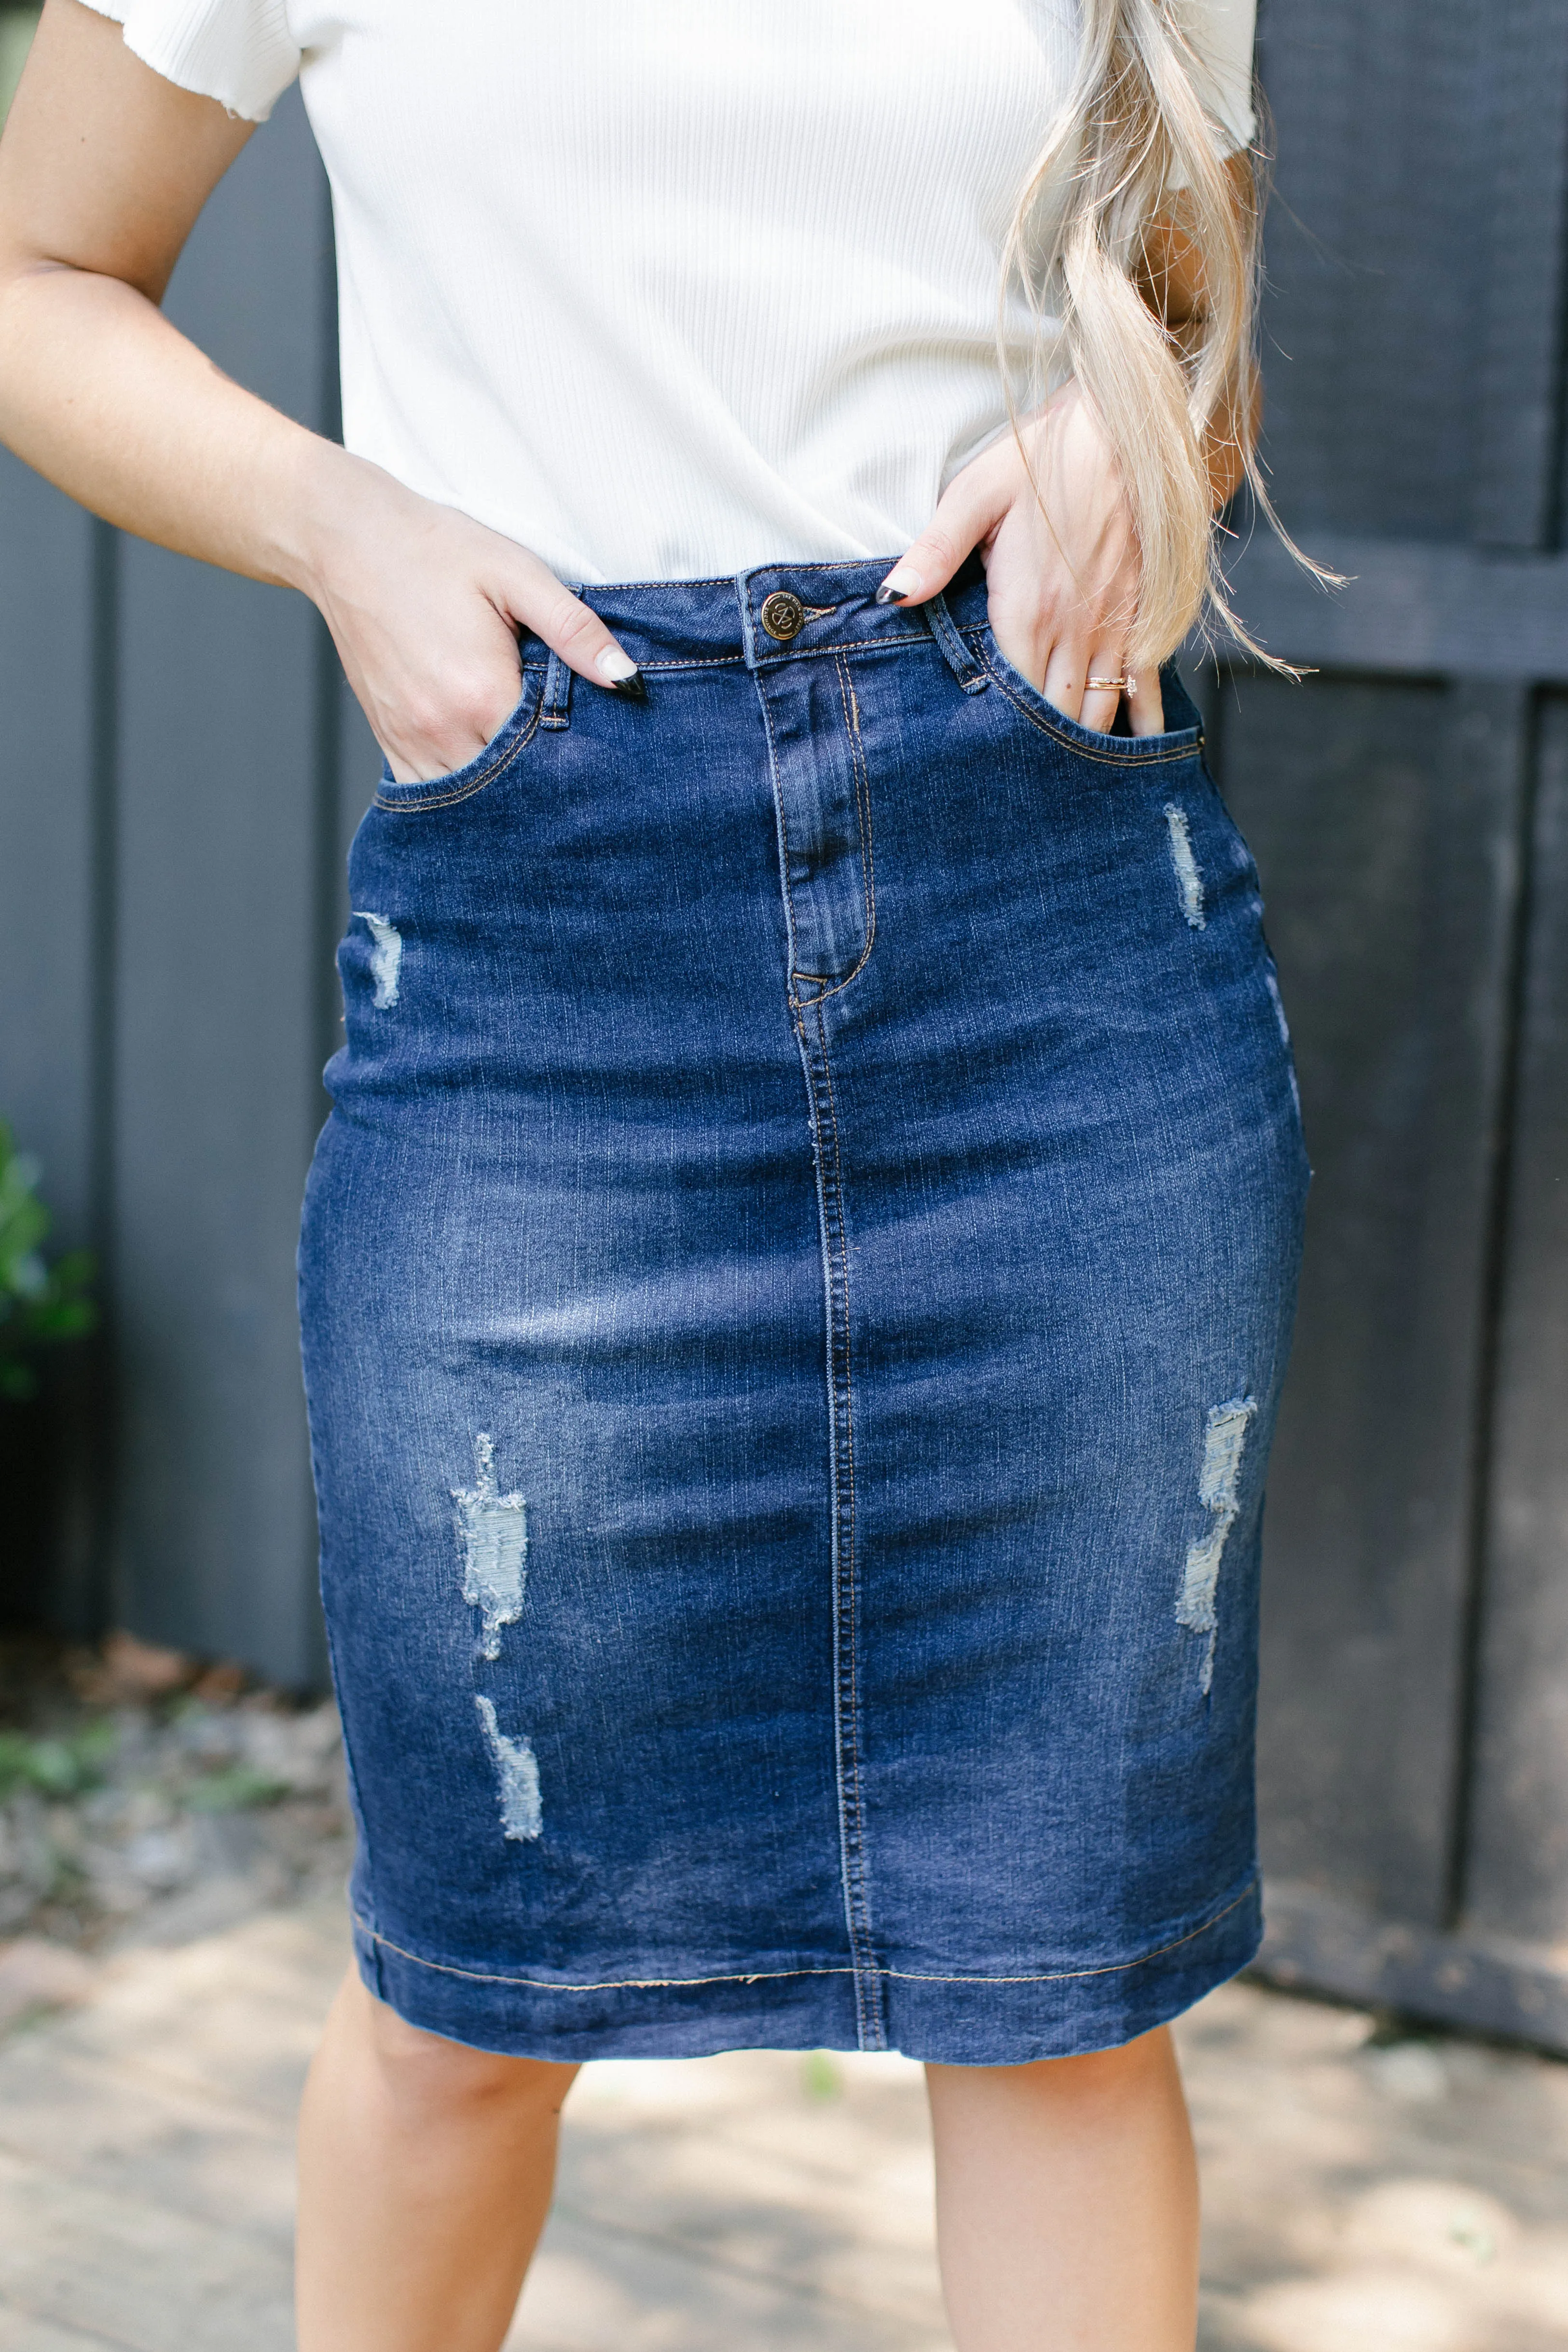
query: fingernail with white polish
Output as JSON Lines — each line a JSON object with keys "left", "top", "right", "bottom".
{"left": 596, "top": 645, "right": 646, "bottom": 698}
{"left": 875, "top": 566, "right": 922, "bottom": 606}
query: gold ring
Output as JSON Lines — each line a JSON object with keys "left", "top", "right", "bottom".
{"left": 1086, "top": 673, "right": 1135, "bottom": 694}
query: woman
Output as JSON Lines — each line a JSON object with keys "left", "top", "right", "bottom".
{"left": 0, "top": 3, "right": 1308, "bottom": 2346}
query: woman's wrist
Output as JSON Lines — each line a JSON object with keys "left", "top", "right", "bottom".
{"left": 271, "top": 438, "right": 395, "bottom": 608}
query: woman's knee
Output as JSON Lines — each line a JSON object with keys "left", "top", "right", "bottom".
{"left": 339, "top": 1969, "right": 578, "bottom": 2126}
{"left": 928, "top": 2024, "right": 1178, "bottom": 2120}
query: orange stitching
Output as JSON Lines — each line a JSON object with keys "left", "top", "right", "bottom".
{"left": 753, "top": 632, "right": 927, "bottom": 664}
{"left": 792, "top": 658, "right": 879, "bottom": 1003}
{"left": 806, "top": 658, "right": 877, "bottom": 1003}
{"left": 881, "top": 1885, "right": 1258, "bottom": 1983}
{"left": 630, "top": 653, "right": 747, "bottom": 671}
{"left": 374, "top": 689, "right": 545, "bottom": 812}
{"left": 754, "top": 666, "right": 806, "bottom": 990}
{"left": 584, "top": 572, "right": 734, "bottom": 591}
{"left": 509, "top": 652, "right": 749, "bottom": 676}
{"left": 967, "top": 639, "right": 1197, "bottom": 766}
{"left": 812, "top": 997, "right": 879, "bottom": 2040}
{"left": 352, "top": 1882, "right": 1256, "bottom": 1993}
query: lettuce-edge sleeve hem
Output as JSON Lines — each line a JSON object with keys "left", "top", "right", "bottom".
{"left": 73, "top": 0, "right": 301, "bottom": 125}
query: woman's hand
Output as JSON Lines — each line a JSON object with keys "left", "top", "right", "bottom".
{"left": 301, "top": 451, "right": 643, "bottom": 784}
{"left": 876, "top": 381, "right": 1165, "bottom": 737}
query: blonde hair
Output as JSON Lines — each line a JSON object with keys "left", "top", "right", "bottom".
{"left": 1002, "top": 0, "right": 1321, "bottom": 670}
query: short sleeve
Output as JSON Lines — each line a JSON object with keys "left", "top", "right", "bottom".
{"left": 1172, "top": 0, "right": 1258, "bottom": 157}
{"left": 75, "top": 0, "right": 301, "bottom": 123}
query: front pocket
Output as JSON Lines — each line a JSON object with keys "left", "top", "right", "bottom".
{"left": 977, "top": 630, "right": 1203, "bottom": 767}
{"left": 372, "top": 670, "right": 545, "bottom": 813}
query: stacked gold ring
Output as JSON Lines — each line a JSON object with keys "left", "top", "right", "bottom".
{"left": 1085, "top": 673, "right": 1136, "bottom": 694}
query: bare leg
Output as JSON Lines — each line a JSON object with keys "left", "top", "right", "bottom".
{"left": 296, "top": 1967, "right": 578, "bottom": 2352}
{"left": 925, "top": 2026, "right": 1199, "bottom": 2352}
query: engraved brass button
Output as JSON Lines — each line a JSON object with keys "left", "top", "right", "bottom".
{"left": 760, "top": 590, "right": 806, "bottom": 642}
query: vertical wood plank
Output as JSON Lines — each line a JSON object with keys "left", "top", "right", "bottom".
{"left": 1471, "top": 0, "right": 1568, "bottom": 549}
{"left": 109, "top": 92, "right": 336, "bottom": 1684}
{"left": 1464, "top": 696, "right": 1568, "bottom": 1941}
{"left": 0, "top": 462, "right": 97, "bottom": 1248}
{"left": 0, "top": 460, "right": 109, "bottom": 1632}
{"left": 1221, "top": 675, "right": 1529, "bottom": 1925}
{"left": 1255, "top": 0, "right": 1487, "bottom": 541}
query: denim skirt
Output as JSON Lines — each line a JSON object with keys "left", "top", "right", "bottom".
{"left": 298, "top": 553, "right": 1309, "bottom": 2064}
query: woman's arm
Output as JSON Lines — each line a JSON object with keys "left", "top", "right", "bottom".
{"left": 881, "top": 153, "right": 1259, "bottom": 738}
{"left": 1138, "top": 153, "right": 1261, "bottom": 507}
{"left": 0, "top": 0, "right": 641, "bottom": 783}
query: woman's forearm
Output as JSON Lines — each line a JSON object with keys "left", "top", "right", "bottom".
{"left": 0, "top": 0, "right": 358, "bottom": 596}
{"left": 1139, "top": 153, "right": 1261, "bottom": 511}
{"left": 0, "top": 256, "right": 344, "bottom": 592}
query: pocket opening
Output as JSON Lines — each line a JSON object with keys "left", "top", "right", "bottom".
{"left": 973, "top": 629, "right": 1202, "bottom": 764}
{"left": 372, "top": 668, "right": 546, "bottom": 813}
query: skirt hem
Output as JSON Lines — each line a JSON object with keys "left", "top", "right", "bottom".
{"left": 348, "top": 1876, "right": 1263, "bottom": 2064}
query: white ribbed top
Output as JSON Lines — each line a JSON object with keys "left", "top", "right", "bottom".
{"left": 83, "top": 0, "right": 1257, "bottom": 583}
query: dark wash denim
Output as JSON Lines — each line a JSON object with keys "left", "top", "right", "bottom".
{"left": 299, "top": 553, "right": 1309, "bottom": 2063}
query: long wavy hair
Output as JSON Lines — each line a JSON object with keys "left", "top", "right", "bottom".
{"left": 1002, "top": 0, "right": 1321, "bottom": 669}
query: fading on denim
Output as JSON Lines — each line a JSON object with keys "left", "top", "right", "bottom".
{"left": 298, "top": 553, "right": 1309, "bottom": 2063}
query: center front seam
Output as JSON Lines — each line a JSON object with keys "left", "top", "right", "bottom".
{"left": 751, "top": 643, "right": 888, "bottom": 2052}
{"left": 794, "top": 991, "right": 886, "bottom": 2049}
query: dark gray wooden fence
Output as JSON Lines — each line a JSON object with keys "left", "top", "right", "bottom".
{"left": 1204, "top": 0, "right": 1568, "bottom": 2046}
{"left": 1, "top": 0, "right": 1566, "bottom": 2047}
{"left": 0, "top": 85, "right": 377, "bottom": 1686}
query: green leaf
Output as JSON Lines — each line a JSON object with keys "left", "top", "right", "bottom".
{"left": 183, "top": 1766, "right": 291, "bottom": 1814}
{"left": 0, "top": 1720, "right": 117, "bottom": 1800}
{"left": 800, "top": 2049, "right": 843, "bottom": 2101}
{"left": 0, "top": 1122, "right": 96, "bottom": 1382}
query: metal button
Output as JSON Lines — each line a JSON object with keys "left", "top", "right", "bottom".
{"left": 760, "top": 590, "right": 806, "bottom": 642}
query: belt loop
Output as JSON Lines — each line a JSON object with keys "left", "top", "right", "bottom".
{"left": 926, "top": 592, "right": 989, "bottom": 694}
{"left": 735, "top": 565, "right": 764, "bottom": 670}
{"left": 541, "top": 647, "right": 575, "bottom": 729}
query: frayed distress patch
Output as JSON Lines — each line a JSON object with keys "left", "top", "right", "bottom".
{"left": 454, "top": 1433, "right": 527, "bottom": 1661}
{"left": 1176, "top": 1396, "right": 1257, "bottom": 1692}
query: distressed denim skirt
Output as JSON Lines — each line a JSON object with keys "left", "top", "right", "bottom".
{"left": 298, "top": 553, "right": 1310, "bottom": 2064}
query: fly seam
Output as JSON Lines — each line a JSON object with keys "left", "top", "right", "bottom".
{"left": 754, "top": 667, "right": 808, "bottom": 988}
{"left": 839, "top": 649, "right": 877, "bottom": 962}
{"left": 792, "top": 655, "right": 878, "bottom": 999}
